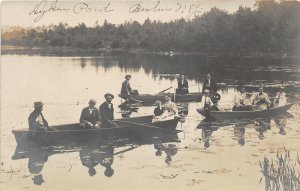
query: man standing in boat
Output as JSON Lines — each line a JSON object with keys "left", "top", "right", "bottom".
{"left": 202, "top": 73, "right": 217, "bottom": 94}
{"left": 251, "top": 86, "right": 271, "bottom": 110}
{"left": 79, "top": 99, "right": 101, "bottom": 129}
{"left": 176, "top": 74, "right": 189, "bottom": 94}
{"left": 28, "top": 101, "right": 48, "bottom": 131}
{"left": 120, "top": 75, "right": 138, "bottom": 99}
{"left": 100, "top": 93, "right": 115, "bottom": 128}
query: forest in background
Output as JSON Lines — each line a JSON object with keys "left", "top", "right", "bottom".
{"left": 2, "top": 0, "right": 300, "bottom": 56}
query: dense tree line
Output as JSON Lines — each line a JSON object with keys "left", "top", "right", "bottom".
{"left": 2, "top": 0, "right": 300, "bottom": 55}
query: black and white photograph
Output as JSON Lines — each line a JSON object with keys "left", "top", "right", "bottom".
{"left": 1, "top": 0, "right": 300, "bottom": 190}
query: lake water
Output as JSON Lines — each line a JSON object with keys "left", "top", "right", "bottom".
{"left": 1, "top": 53, "right": 300, "bottom": 191}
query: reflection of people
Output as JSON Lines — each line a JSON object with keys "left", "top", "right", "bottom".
{"left": 233, "top": 87, "right": 253, "bottom": 111}
{"left": 202, "top": 127, "right": 213, "bottom": 148}
{"left": 120, "top": 75, "right": 138, "bottom": 97}
{"left": 162, "top": 95, "right": 178, "bottom": 115}
{"left": 99, "top": 147, "right": 114, "bottom": 177}
{"left": 100, "top": 93, "right": 115, "bottom": 128}
{"left": 202, "top": 73, "right": 217, "bottom": 93}
{"left": 234, "top": 123, "right": 246, "bottom": 146}
{"left": 273, "top": 86, "right": 287, "bottom": 107}
{"left": 80, "top": 99, "right": 100, "bottom": 129}
{"left": 251, "top": 86, "right": 271, "bottom": 110}
{"left": 274, "top": 116, "right": 287, "bottom": 135}
{"left": 176, "top": 74, "right": 189, "bottom": 94}
{"left": 254, "top": 119, "right": 271, "bottom": 140}
{"left": 28, "top": 101, "right": 48, "bottom": 130}
{"left": 28, "top": 147, "right": 48, "bottom": 185}
{"left": 154, "top": 143, "right": 178, "bottom": 164}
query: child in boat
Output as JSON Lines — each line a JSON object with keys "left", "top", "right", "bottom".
{"left": 273, "top": 86, "right": 287, "bottom": 107}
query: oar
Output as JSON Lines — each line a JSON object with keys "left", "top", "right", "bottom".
{"left": 113, "top": 145, "right": 139, "bottom": 156}
{"left": 116, "top": 120, "right": 181, "bottom": 132}
{"left": 156, "top": 86, "right": 173, "bottom": 95}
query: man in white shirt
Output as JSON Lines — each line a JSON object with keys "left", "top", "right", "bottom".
{"left": 200, "top": 89, "right": 213, "bottom": 110}
{"left": 273, "top": 86, "right": 287, "bottom": 107}
{"left": 80, "top": 99, "right": 101, "bottom": 129}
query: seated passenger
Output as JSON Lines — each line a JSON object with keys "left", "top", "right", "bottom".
{"left": 162, "top": 95, "right": 178, "bottom": 116}
{"left": 28, "top": 101, "right": 48, "bottom": 131}
{"left": 200, "top": 89, "right": 213, "bottom": 110}
{"left": 250, "top": 86, "right": 271, "bottom": 110}
{"left": 154, "top": 100, "right": 164, "bottom": 116}
{"left": 273, "top": 86, "right": 287, "bottom": 107}
{"left": 120, "top": 75, "right": 139, "bottom": 99}
{"left": 100, "top": 93, "right": 115, "bottom": 128}
{"left": 232, "top": 87, "right": 253, "bottom": 111}
{"left": 176, "top": 74, "right": 189, "bottom": 94}
{"left": 80, "top": 99, "right": 101, "bottom": 128}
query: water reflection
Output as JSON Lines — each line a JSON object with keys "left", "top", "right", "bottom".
{"left": 154, "top": 143, "right": 178, "bottom": 165}
{"left": 28, "top": 147, "right": 48, "bottom": 185}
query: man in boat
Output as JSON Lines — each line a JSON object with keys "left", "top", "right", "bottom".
{"left": 99, "top": 93, "right": 115, "bottom": 128}
{"left": 176, "top": 74, "right": 189, "bottom": 94}
{"left": 273, "top": 86, "right": 287, "bottom": 107}
{"left": 120, "top": 75, "right": 139, "bottom": 99}
{"left": 28, "top": 101, "right": 48, "bottom": 131}
{"left": 202, "top": 73, "right": 217, "bottom": 94}
{"left": 232, "top": 87, "right": 253, "bottom": 111}
{"left": 251, "top": 86, "right": 271, "bottom": 110}
{"left": 79, "top": 99, "right": 101, "bottom": 129}
{"left": 162, "top": 95, "right": 178, "bottom": 116}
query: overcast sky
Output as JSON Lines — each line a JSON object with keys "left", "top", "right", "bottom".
{"left": 1, "top": 0, "right": 256, "bottom": 27}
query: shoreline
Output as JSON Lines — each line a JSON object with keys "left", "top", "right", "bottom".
{"left": 1, "top": 45, "right": 300, "bottom": 59}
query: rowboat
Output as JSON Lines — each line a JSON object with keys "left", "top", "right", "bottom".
{"left": 196, "top": 103, "right": 294, "bottom": 120}
{"left": 12, "top": 115, "right": 180, "bottom": 147}
{"left": 119, "top": 92, "right": 202, "bottom": 105}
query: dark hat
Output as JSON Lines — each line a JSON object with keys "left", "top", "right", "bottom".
{"left": 125, "top": 75, "right": 131, "bottom": 79}
{"left": 33, "top": 174, "right": 44, "bottom": 185}
{"left": 104, "top": 93, "right": 114, "bottom": 99}
{"left": 88, "top": 99, "right": 97, "bottom": 105}
{"left": 34, "top": 101, "right": 43, "bottom": 108}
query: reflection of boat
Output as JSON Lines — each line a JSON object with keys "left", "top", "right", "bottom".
{"left": 119, "top": 93, "right": 202, "bottom": 105}
{"left": 12, "top": 115, "right": 180, "bottom": 147}
{"left": 196, "top": 103, "right": 294, "bottom": 120}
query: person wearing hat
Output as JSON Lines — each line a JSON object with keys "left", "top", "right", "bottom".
{"left": 80, "top": 99, "right": 101, "bottom": 129}
{"left": 200, "top": 89, "right": 213, "bottom": 110}
{"left": 176, "top": 74, "right": 189, "bottom": 94}
{"left": 99, "top": 93, "right": 115, "bottom": 128}
{"left": 162, "top": 95, "right": 178, "bottom": 116}
{"left": 232, "top": 87, "right": 252, "bottom": 111}
{"left": 273, "top": 86, "right": 287, "bottom": 107}
{"left": 120, "top": 75, "right": 138, "bottom": 98}
{"left": 250, "top": 86, "right": 271, "bottom": 110}
{"left": 28, "top": 101, "right": 48, "bottom": 130}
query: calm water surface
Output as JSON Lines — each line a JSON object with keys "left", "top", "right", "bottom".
{"left": 1, "top": 53, "right": 300, "bottom": 191}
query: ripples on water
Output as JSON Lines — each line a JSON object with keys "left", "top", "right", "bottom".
{"left": 1, "top": 53, "right": 300, "bottom": 191}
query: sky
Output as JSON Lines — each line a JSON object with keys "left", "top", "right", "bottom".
{"left": 1, "top": 0, "right": 256, "bottom": 27}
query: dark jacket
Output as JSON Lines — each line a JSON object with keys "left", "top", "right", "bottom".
{"left": 28, "top": 110, "right": 48, "bottom": 130}
{"left": 121, "top": 80, "right": 132, "bottom": 96}
{"left": 80, "top": 107, "right": 100, "bottom": 125}
{"left": 154, "top": 107, "right": 164, "bottom": 116}
{"left": 100, "top": 102, "right": 114, "bottom": 127}
{"left": 202, "top": 78, "right": 217, "bottom": 93}
{"left": 177, "top": 79, "right": 189, "bottom": 90}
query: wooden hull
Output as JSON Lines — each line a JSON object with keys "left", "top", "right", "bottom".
{"left": 196, "top": 103, "right": 294, "bottom": 120}
{"left": 119, "top": 92, "right": 202, "bottom": 105}
{"left": 12, "top": 115, "right": 180, "bottom": 148}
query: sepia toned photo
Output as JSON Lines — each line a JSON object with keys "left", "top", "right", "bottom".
{"left": 1, "top": 0, "right": 300, "bottom": 190}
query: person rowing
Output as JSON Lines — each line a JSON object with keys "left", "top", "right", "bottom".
{"left": 250, "top": 86, "right": 271, "bottom": 110}
{"left": 80, "top": 99, "right": 101, "bottom": 129}
{"left": 28, "top": 101, "right": 48, "bottom": 131}
{"left": 273, "top": 86, "right": 287, "bottom": 107}
{"left": 176, "top": 74, "right": 189, "bottom": 94}
{"left": 232, "top": 87, "right": 253, "bottom": 111}
{"left": 120, "top": 75, "right": 139, "bottom": 99}
{"left": 99, "top": 93, "right": 115, "bottom": 128}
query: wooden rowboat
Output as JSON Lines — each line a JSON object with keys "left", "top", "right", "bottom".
{"left": 119, "top": 92, "right": 202, "bottom": 105}
{"left": 196, "top": 103, "right": 294, "bottom": 120}
{"left": 12, "top": 115, "right": 180, "bottom": 147}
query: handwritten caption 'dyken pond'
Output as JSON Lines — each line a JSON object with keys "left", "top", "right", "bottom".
{"left": 29, "top": 0, "right": 204, "bottom": 22}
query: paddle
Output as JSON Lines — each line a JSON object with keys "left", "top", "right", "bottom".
{"left": 156, "top": 86, "right": 173, "bottom": 95}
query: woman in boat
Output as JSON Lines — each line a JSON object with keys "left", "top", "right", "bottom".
{"left": 232, "top": 87, "right": 253, "bottom": 111}
{"left": 273, "top": 86, "right": 287, "bottom": 107}
{"left": 80, "top": 99, "right": 101, "bottom": 129}
{"left": 250, "top": 86, "right": 271, "bottom": 110}
{"left": 100, "top": 93, "right": 115, "bottom": 128}
{"left": 162, "top": 95, "right": 178, "bottom": 116}
{"left": 176, "top": 74, "right": 189, "bottom": 94}
{"left": 28, "top": 101, "right": 48, "bottom": 131}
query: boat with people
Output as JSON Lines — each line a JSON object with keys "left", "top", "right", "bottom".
{"left": 12, "top": 115, "right": 181, "bottom": 147}
{"left": 196, "top": 103, "right": 294, "bottom": 120}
